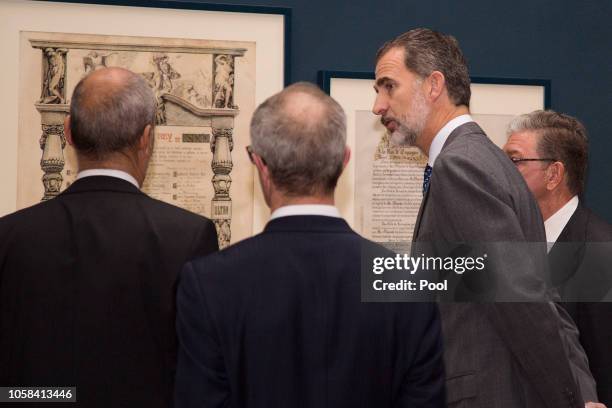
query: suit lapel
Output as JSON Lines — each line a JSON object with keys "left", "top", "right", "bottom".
{"left": 555, "top": 204, "right": 588, "bottom": 243}
{"left": 413, "top": 121, "right": 482, "bottom": 241}
{"left": 548, "top": 204, "right": 587, "bottom": 289}
{"left": 413, "top": 187, "right": 430, "bottom": 240}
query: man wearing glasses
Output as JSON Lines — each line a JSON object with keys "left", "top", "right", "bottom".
{"left": 504, "top": 110, "right": 612, "bottom": 407}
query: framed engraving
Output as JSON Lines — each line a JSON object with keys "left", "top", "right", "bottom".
{"left": 0, "top": 0, "right": 291, "bottom": 247}
{"left": 318, "top": 71, "right": 550, "bottom": 241}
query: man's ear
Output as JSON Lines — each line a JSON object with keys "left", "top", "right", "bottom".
{"left": 545, "top": 161, "right": 565, "bottom": 191}
{"left": 64, "top": 115, "right": 74, "bottom": 146}
{"left": 253, "top": 154, "right": 268, "bottom": 180}
{"left": 139, "top": 125, "right": 153, "bottom": 155}
{"left": 342, "top": 146, "right": 351, "bottom": 171}
{"left": 427, "top": 71, "right": 446, "bottom": 101}
{"left": 253, "top": 153, "right": 273, "bottom": 195}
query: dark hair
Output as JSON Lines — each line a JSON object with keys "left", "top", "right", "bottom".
{"left": 70, "top": 69, "right": 156, "bottom": 160}
{"left": 508, "top": 110, "right": 588, "bottom": 195}
{"left": 250, "top": 82, "right": 346, "bottom": 196}
{"left": 376, "top": 28, "right": 471, "bottom": 107}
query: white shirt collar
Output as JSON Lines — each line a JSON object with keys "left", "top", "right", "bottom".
{"left": 428, "top": 114, "right": 473, "bottom": 167}
{"left": 270, "top": 204, "right": 341, "bottom": 220}
{"left": 544, "top": 195, "right": 579, "bottom": 247}
{"left": 76, "top": 169, "right": 140, "bottom": 189}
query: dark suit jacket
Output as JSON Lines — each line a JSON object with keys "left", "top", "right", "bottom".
{"left": 175, "top": 215, "right": 445, "bottom": 408}
{"left": 0, "top": 176, "right": 218, "bottom": 408}
{"left": 413, "top": 122, "right": 583, "bottom": 408}
{"left": 550, "top": 204, "right": 612, "bottom": 405}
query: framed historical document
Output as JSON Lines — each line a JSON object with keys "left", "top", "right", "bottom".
{"left": 0, "top": 0, "right": 291, "bottom": 247}
{"left": 318, "top": 70, "right": 550, "bottom": 241}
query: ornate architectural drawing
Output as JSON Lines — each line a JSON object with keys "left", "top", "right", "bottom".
{"left": 22, "top": 33, "right": 254, "bottom": 248}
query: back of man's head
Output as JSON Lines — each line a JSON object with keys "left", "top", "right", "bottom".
{"left": 508, "top": 110, "right": 588, "bottom": 196}
{"left": 69, "top": 67, "right": 156, "bottom": 161}
{"left": 250, "top": 82, "right": 346, "bottom": 197}
{"left": 375, "top": 28, "right": 471, "bottom": 108}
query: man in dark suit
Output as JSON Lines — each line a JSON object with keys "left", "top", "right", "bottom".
{"left": 174, "top": 82, "right": 445, "bottom": 407}
{"left": 0, "top": 67, "right": 218, "bottom": 407}
{"left": 372, "top": 28, "right": 597, "bottom": 407}
{"left": 504, "top": 110, "right": 612, "bottom": 406}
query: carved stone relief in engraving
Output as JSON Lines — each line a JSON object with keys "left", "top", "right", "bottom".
{"left": 140, "top": 53, "right": 218, "bottom": 125}
{"left": 213, "top": 55, "right": 236, "bottom": 109}
{"left": 40, "top": 48, "right": 68, "bottom": 104}
{"left": 83, "top": 51, "right": 115, "bottom": 73}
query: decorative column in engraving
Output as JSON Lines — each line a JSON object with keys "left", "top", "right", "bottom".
{"left": 210, "top": 117, "right": 234, "bottom": 248}
{"left": 33, "top": 46, "right": 70, "bottom": 201}
{"left": 37, "top": 116, "right": 67, "bottom": 200}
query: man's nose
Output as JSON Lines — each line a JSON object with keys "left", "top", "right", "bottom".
{"left": 372, "top": 94, "right": 388, "bottom": 116}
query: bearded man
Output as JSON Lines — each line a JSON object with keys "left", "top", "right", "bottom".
{"left": 372, "top": 28, "right": 598, "bottom": 408}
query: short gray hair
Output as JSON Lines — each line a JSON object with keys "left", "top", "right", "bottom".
{"left": 508, "top": 110, "right": 588, "bottom": 195}
{"left": 376, "top": 28, "right": 471, "bottom": 107}
{"left": 250, "top": 82, "right": 346, "bottom": 196}
{"left": 70, "top": 69, "right": 156, "bottom": 160}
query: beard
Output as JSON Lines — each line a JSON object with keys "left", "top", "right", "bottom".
{"left": 390, "top": 121, "right": 419, "bottom": 147}
{"left": 388, "top": 86, "right": 430, "bottom": 147}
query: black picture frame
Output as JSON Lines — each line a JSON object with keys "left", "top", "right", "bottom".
{"left": 318, "top": 71, "right": 551, "bottom": 109}
{"left": 470, "top": 77, "right": 551, "bottom": 109}
{"left": 318, "top": 70, "right": 373, "bottom": 94}
{"left": 37, "top": 0, "right": 292, "bottom": 86}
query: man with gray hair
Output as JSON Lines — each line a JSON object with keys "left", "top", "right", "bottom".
{"left": 0, "top": 67, "right": 218, "bottom": 407}
{"left": 372, "top": 28, "right": 596, "bottom": 407}
{"left": 175, "top": 82, "right": 445, "bottom": 407}
{"left": 504, "top": 110, "right": 612, "bottom": 406}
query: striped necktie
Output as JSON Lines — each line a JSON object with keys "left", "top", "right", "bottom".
{"left": 423, "top": 164, "right": 433, "bottom": 196}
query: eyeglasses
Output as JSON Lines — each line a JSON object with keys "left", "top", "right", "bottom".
{"left": 510, "top": 157, "right": 557, "bottom": 166}
{"left": 246, "top": 145, "right": 266, "bottom": 165}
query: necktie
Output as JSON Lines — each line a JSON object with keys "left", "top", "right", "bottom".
{"left": 423, "top": 164, "right": 433, "bottom": 196}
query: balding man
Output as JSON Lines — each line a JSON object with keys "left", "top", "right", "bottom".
{"left": 174, "top": 83, "right": 445, "bottom": 407}
{"left": 0, "top": 68, "right": 218, "bottom": 407}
